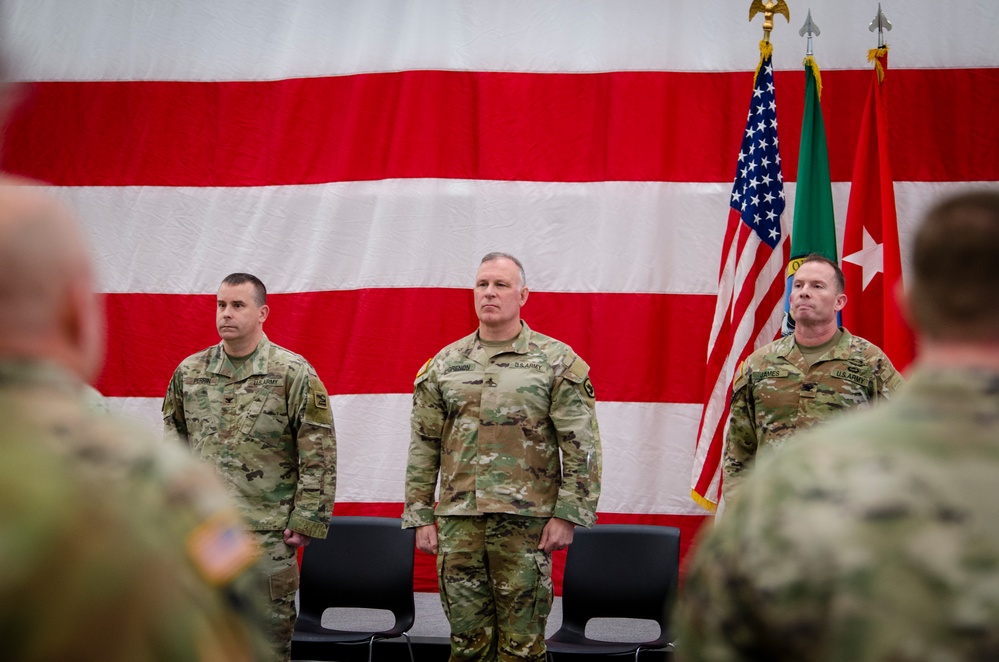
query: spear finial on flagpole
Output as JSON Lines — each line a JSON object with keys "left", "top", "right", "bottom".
{"left": 799, "top": 10, "right": 823, "bottom": 98}
{"left": 799, "top": 10, "right": 820, "bottom": 57}
{"left": 869, "top": 3, "right": 892, "bottom": 48}
{"left": 749, "top": 0, "right": 790, "bottom": 43}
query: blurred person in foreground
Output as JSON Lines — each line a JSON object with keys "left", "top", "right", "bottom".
{"left": 0, "top": 181, "right": 268, "bottom": 660}
{"left": 676, "top": 190, "right": 999, "bottom": 661}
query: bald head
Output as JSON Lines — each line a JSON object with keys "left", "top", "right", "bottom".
{"left": 0, "top": 181, "right": 104, "bottom": 381}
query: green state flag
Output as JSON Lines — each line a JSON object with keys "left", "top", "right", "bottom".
{"left": 782, "top": 56, "right": 838, "bottom": 335}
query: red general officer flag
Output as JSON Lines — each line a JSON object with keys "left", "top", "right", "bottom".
{"left": 841, "top": 47, "right": 915, "bottom": 370}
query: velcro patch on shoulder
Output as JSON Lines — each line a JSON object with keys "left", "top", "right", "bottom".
{"left": 564, "top": 356, "right": 590, "bottom": 384}
{"left": 186, "top": 511, "right": 259, "bottom": 586}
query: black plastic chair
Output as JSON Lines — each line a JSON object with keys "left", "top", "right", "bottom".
{"left": 291, "top": 516, "right": 416, "bottom": 662}
{"left": 546, "top": 524, "right": 681, "bottom": 661}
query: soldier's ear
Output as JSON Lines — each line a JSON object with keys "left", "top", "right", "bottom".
{"left": 519, "top": 286, "right": 529, "bottom": 307}
{"left": 258, "top": 304, "right": 270, "bottom": 324}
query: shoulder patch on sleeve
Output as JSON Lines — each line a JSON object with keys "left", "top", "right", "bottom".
{"left": 186, "top": 511, "right": 259, "bottom": 586}
{"left": 414, "top": 358, "right": 432, "bottom": 386}
{"left": 732, "top": 360, "right": 749, "bottom": 393}
{"left": 563, "top": 356, "right": 590, "bottom": 384}
{"left": 564, "top": 356, "right": 595, "bottom": 400}
{"left": 305, "top": 376, "right": 333, "bottom": 425}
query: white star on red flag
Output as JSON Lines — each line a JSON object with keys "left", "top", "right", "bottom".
{"left": 842, "top": 225, "right": 883, "bottom": 290}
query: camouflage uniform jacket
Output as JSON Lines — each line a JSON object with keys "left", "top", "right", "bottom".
{"left": 163, "top": 334, "right": 336, "bottom": 538}
{"left": 0, "top": 359, "right": 269, "bottom": 661}
{"left": 723, "top": 327, "right": 902, "bottom": 499}
{"left": 676, "top": 366, "right": 999, "bottom": 662}
{"left": 403, "top": 323, "right": 601, "bottom": 529}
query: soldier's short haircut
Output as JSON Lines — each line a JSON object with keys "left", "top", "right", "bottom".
{"left": 480, "top": 252, "right": 527, "bottom": 288}
{"left": 221, "top": 272, "right": 267, "bottom": 306}
{"left": 910, "top": 190, "right": 999, "bottom": 341}
{"left": 799, "top": 254, "right": 845, "bottom": 294}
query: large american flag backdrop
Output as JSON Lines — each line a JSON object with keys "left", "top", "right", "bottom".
{"left": 3, "top": 1, "right": 997, "bottom": 591}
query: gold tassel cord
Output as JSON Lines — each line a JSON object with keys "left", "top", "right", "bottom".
{"left": 868, "top": 46, "right": 889, "bottom": 83}
{"left": 803, "top": 55, "right": 823, "bottom": 99}
{"left": 754, "top": 39, "right": 774, "bottom": 85}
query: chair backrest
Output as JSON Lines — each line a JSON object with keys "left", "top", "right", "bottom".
{"left": 297, "top": 516, "right": 416, "bottom": 631}
{"left": 559, "top": 524, "right": 681, "bottom": 638}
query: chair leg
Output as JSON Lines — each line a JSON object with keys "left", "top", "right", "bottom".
{"left": 365, "top": 633, "right": 414, "bottom": 662}
{"left": 401, "top": 632, "right": 415, "bottom": 662}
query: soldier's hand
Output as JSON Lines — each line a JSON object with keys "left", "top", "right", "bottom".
{"left": 283, "top": 529, "right": 312, "bottom": 548}
{"left": 415, "top": 524, "right": 439, "bottom": 555}
{"left": 539, "top": 517, "right": 575, "bottom": 553}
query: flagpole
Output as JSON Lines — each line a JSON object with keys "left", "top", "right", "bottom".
{"left": 690, "top": 0, "right": 791, "bottom": 511}
{"left": 869, "top": 3, "right": 892, "bottom": 49}
{"left": 749, "top": 0, "right": 790, "bottom": 44}
{"left": 781, "top": 9, "right": 838, "bottom": 336}
{"left": 841, "top": 4, "right": 916, "bottom": 371}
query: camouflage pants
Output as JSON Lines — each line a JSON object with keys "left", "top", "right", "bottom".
{"left": 437, "top": 514, "right": 552, "bottom": 662}
{"left": 254, "top": 530, "right": 300, "bottom": 662}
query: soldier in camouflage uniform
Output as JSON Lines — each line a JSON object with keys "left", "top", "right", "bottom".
{"left": 723, "top": 255, "right": 903, "bottom": 501}
{"left": 676, "top": 190, "right": 999, "bottom": 662}
{"left": 0, "top": 182, "right": 268, "bottom": 660}
{"left": 163, "top": 273, "right": 337, "bottom": 662}
{"left": 404, "top": 252, "right": 602, "bottom": 661}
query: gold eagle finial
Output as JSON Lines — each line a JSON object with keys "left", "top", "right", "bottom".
{"left": 749, "top": 0, "right": 790, "bottom": 42}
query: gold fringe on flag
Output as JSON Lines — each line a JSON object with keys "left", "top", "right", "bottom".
{"left": 754, "top": 39, "right": 774, "bottom": 85}
{"left": 803, "top": 55, "right": 823, "bottom": 99}
{"left": 868, "top": 46, "right": 889, "bottom": 83}
{"left": 691, "top": 489, "right": 718, "bottom": 512}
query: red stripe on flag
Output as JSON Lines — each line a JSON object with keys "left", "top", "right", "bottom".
{"left": 98, "top": 289, "right": 714, "bottom": 402}
{"left": 2, "top": 69, "right": 994, "bottom": 186}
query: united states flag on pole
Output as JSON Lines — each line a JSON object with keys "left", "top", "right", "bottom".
{"left": 691, "top": 45, "right": 790, "bottom": 510}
